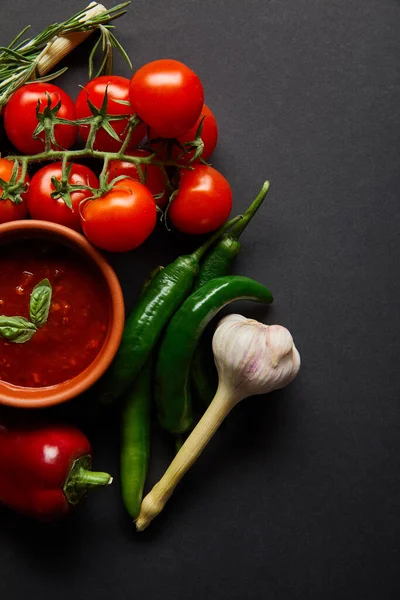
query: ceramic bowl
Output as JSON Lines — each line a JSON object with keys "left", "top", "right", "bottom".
{"left": 0, "top": 220, "right": 124, "bottom": 408}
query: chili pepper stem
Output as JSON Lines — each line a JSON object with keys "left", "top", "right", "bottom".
{"left": 136, "top": 386, "right": 231, "bottom": 531}
{"left": 190, "top": 215, "right": 242, "bottom": 263}
{"left": 228, "top": 180, "right": 270, "bottom": 238}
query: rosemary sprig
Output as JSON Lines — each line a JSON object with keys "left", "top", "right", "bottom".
{"left": 0, "top": 2, "right": 131, "bottom": 110}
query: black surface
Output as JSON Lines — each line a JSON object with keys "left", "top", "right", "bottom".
{"left": 1, "top": 1, "right": 400, "bottom": 598}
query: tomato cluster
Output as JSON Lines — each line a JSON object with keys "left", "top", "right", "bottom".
{"left": 0, "top": 59, "right": 232, "bottom": 252}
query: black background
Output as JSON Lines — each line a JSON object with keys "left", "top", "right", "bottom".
{"left": 1, "top": 1, "right": 400, "bottom": 599}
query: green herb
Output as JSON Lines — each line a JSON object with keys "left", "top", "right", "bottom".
{"left": 30, "top": 278, "right": 52, "bottom": 328}
{"left": 0, "top": 316, "right": 37, "bottom": 344}
{"left": 0, "top": 2, "right": 131, "bottom": 109}
{"left": 0, "top": 278, "right": 53, "bottom": 344}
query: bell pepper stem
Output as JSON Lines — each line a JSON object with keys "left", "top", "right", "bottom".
{"left": 73, "top": 468, "right": 112, "bottom": 488}
{"left": 63, "top": 454, "right": 112, "bottom": 505}
{"left": 136, "top": 387, "right": 231, "bottom": 531}
{"left": 229, "top": 180, "right": 270, "bottom": 238}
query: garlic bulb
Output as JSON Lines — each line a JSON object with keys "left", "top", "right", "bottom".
{"left": 212, "top": 314, "right": 300, "bottom": 404}
{"left": 136, "top": 314, "right": 300, "bottom": 531}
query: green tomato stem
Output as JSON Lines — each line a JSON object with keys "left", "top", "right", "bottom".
{"left": 61, "top": 152, "right": 69, "bottom": 181}
{"left": 9, "top": 147, "right": 182, "bottom": 200}
{"left": 85, "top": 116, "right": 102, "bottom": 151}
{"left": 99, "top": 155, "right": 110, "bottom": 189}
{"left": 118, "top": 117, "right": 138, "bottom": 155}
{"left": 19, "top": 159, "right": 28, "bottom": 183}
{"left": 7, "top": 149, "right": 166, "bottom": 168}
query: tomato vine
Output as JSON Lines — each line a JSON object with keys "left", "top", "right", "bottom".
{"left": 3, "top": 93, "right": 181, "bottom": 208}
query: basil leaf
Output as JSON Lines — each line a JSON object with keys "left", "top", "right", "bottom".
{"left": 0, "top": 316, "right": 37, "bottom": 343}
{"left": 29, "top": 278, "right": 52, "bottom": 328}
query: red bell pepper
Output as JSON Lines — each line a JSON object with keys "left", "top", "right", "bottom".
{"left": 0, "top": 422, "right": 112, "bottom": 520}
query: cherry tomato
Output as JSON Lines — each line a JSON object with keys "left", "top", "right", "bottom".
{"left": 107, "top": 150, "right": 169, "bottom": 209}
{"left": 150, "top": 104, "right": 218, "bottom": 165}
{"left": 27, "top": 162, "right": 99, "bottom": 231}
{"left": 129, "top": 59, "right": 204, "bottom": 138}
{"left": 80, "top": 178, "right": 157, "bottom": 252}
{"left": 75, "top": 76, "right": 146, "bottom": 152}
{"left": 169, "top": 165, "right": 232, "bottom": 235}
{"left": 0, "top": 158, "right": 30, "bottom": 224}
{"left": 4, "top": 82, "right": 77, "bottom": 154}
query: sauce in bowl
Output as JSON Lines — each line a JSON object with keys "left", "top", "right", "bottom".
{"left": 0, "top": 240, "right": 110, "bottom": 388}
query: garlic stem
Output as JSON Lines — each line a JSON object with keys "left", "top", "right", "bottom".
{"left": 36, "top": 2, "right": 107, "bottom": 77}
{"left": 136, "top": 386, "right": 232, "bottom": 531}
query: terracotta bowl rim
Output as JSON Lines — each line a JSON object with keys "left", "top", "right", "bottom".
{"left": 0, "top": 220, "right": 124, "bottom": 408}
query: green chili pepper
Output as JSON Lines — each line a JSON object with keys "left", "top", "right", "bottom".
{"left": 98, "top": 217, "right": 241, "bottom": 404}
{"left": 193, "top": 181, "right": 270, "bottom": 290}
{"left": 191, "top": 337, "right": 219, "bottom": 408}
{"left": 120, "top": 267, "right": 163, "bottom": 521}
{"left": 191, "top": 181, "right": 270, "bottom": 406}
{"left": 120, "top": 359, "right": 152, "bottom": 520}
{"left": 139, "top": 266, "right": 164, "bottom": 297}
{"left": 155, "top": 276, "right": 273, "bottom": 435}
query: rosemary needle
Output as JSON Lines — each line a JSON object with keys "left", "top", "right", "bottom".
{"left": 0, "top": 2, "right": 132, "bottom": 109}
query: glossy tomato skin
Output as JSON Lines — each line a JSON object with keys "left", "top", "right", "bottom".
{"left": 27, "top": 162, "right": 99, "bottom": 231}
{"left": 81, "top": 178, "right": 157, "bottom": 252}
{"left": 0, "top": 158, "right": 30, "bottom": 224}
{"left": 150, "top": 104, "right": 218, "bottom": 165}
{"left": 129, "top": 59, "right": 204, "bottom": 138}
{"left": 4, "top": 83, "right": 77, "bottom": 154}
{"left": 107, "top": 150, "right": 169, "bottom": 209}
{"left": 75, "top": 76, "right": 146, "bottom": 152}
{"left": 169, "top": 165, "right": 232, "bottom": 235}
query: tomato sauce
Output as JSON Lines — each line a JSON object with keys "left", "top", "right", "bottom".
{"left": 0, "top": 241, "right": 110, "bottom": 388}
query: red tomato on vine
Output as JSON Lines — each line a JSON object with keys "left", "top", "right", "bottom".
{"left": 0, "top": 158, "right": 30, "bottom": 224}
{"left": 27, "top": 162, "right": 99, "bottom": 231}
{"left": 150, "top": 105, "right": 218, "bottom": 165}
{"left": 80, "top": 178, "right": 157, "bottom": 252}
{"left": 129, "top": 59, "right": 204, "bottom": 138}
{"left": 75, "top": 76, "right": 146, "bottom": 152}
{"left": 4, "top": 82, "right": 77, "bottom": 154}
{"left": 168, "top": 165, "right": 232, "bottom": 235}
{"left": 107, "top": 150, "right": 169, "bottom": 209}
